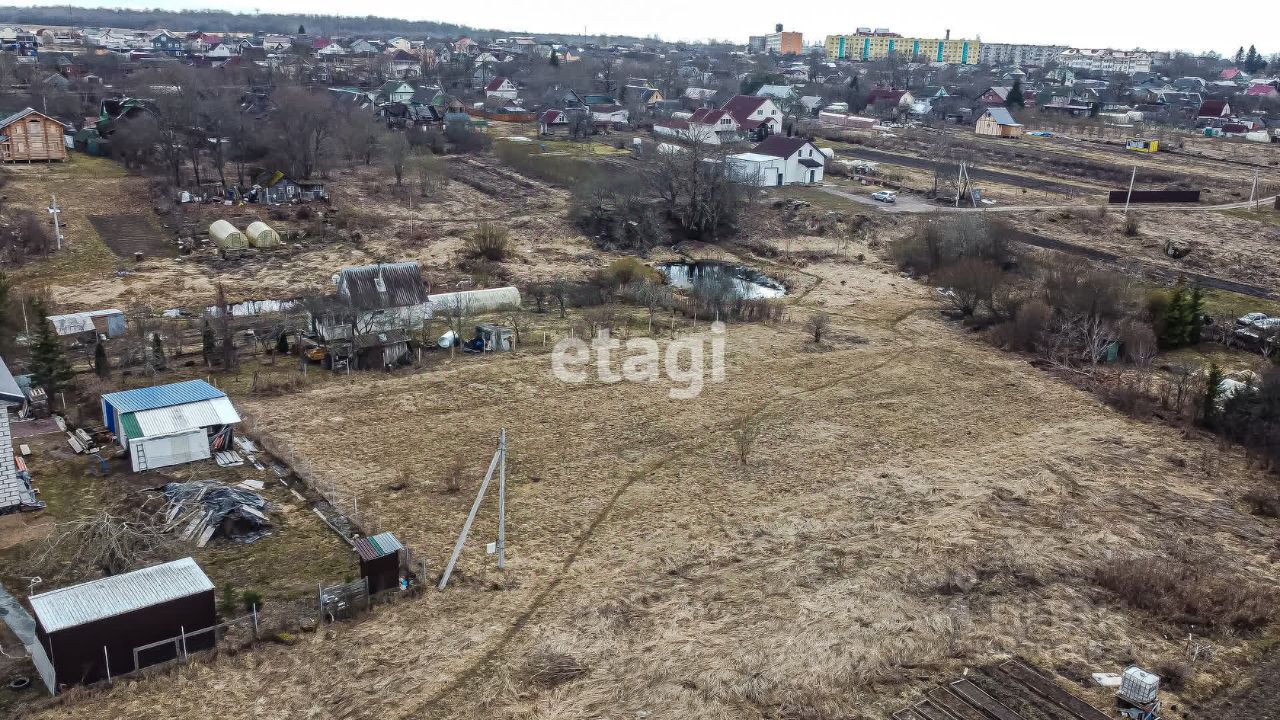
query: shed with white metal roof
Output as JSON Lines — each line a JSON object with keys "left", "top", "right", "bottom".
{"left": 29, "top": 557, "right": 217, "bottom": 687}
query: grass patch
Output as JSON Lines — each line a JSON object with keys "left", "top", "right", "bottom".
{"left": 1094, "top": 553, "right": 1276, "bottom": 632}
{"left": 1159, "top": 343, "right": 1259, "bottom": 371}
{"left": 1199, "top": 288, "right": 1280, "bottom": 320}
{"left": 493, "top": 139, "right": 601, "bottom": 187}
{"left": 1221, "top": 208, "right": 1280, "bottom": 226}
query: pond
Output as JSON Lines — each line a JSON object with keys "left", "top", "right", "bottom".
{"left": 656, "top": 261, "right": 787, "bottom": 299}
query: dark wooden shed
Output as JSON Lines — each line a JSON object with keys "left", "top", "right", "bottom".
{"left": 28, "top": 557, "right": 217, "bottom": 687}
{"left": 354, "top": 532, "right": 403, "bottom": 594}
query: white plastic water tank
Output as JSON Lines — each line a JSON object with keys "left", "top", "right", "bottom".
{"left": 1118, "top": 666, "right": 1159, "bottom": 705}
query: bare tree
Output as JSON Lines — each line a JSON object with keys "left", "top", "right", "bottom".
{"left": 214, "top": 283, "right": 238, "bottom": 370}
{"left": 806, "top": 311, "right": 831, "bottom": 344}
{"left": 732, "top": 418, "right": 761, "bottom": 471}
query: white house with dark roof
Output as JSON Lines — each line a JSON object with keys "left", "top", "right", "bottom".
{"left": 729, "top": 135, "right": 825, "bottom": 185}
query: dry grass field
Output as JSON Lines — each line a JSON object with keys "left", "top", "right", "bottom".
{"left": 20, "top": 239, "right": 1279, "bottom": 720}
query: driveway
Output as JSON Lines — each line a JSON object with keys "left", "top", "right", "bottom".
{"left": 817, "top": 185, "right": 935, "bottom": 213}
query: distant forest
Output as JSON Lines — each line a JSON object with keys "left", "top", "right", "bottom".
{"left": 0, "top": 6, "right": 497, "bottom": 38}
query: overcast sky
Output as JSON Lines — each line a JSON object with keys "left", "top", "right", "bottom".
{"left": 13, "top": 1, "right": 1279, "bottom": 56}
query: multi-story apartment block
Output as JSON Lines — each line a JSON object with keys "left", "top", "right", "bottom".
{"left": 824, "top": 28, "right": 979, "bottom": 65}
{"left": 978, "top": 43, "right": 1069, "bottom": 67}
{"left": 765, "top": 30, "right": 803, "bottom": 55}
{"left": 1056, "top": 48, "right": 1153, "bottom": 74}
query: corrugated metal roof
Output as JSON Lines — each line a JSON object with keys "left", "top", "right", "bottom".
{"left": 101, "top": 380, "right": 226, "bottom": 414}
{"left": 984, "top": 107, "right": 1022, "bottom": 126}
{"left": 47, "top": 309, "right": 125, "bottom": 336}
{"left": 354, "top": 532, "right": 403, "bottom": 561}
{"left": 29, "top": 557, "right": 214, "bottom": 633}
{"left": 123, "top": 396, "right": 240, "bottom": 438}
{"left": 0, "top": 355, "right": 24, "bottom": 406}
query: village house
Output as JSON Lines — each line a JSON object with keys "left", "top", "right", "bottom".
{"left": 346, "top": 38, "right": 380, "bottom": 55}
{"left": 755, "top": 84, "right": 797, "bottom": 104}
{"left": 622, "top": 84, "right": 664, "bottom": 108}
{"left": 975, "top": 107, "right": 1024, "bottom": 138}
{"left": 313, "top": 261, "right": 434, "bottom": 347}
{"left": 721, "top": 95, "right": 781, "bottom": 141}
{"left": 538, "top": 109, "right": 570, "bottom": 135}
{"left": 1197, "top": 99, "right": 1232, "bottom": 121}
{"left": 655, "top": 107, "right": 742, "bottom": 144}
{"left": 728, "top": 135, "right": 825, "bottom": 186}
{"left": 377, "top": 80, "right": 415, "bottom": 104}
{"left": 0, "top": 355, "right": 39, "bottom": 514}
{"left": 485, "top": 76, "right": 518, "bottom": 100}
{"left": 864, "top": 88, "right": 915, "bottom": 114}
{"left": 0, "top": 108, "right": 67, "bottom": 163}
{"left": 386, "top": 50, "right": 420, "bottom": 77}
{"left": 149, "top": 30, "right": 183, "bottom": 55}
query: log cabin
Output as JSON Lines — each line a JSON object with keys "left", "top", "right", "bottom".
{"left": 0, "top": 107, "right": 67, "bottom": 162}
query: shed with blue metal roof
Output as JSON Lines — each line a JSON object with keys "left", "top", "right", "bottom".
{"left": 100, "top": 380, "right": 241, "bottom": 472}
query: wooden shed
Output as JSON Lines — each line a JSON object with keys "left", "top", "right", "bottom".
{"left": 974, "top": 107, "right": 1024, "bottom": 139}
{"left": 354, "top": 532, "right": 403, "bottom": 594}
{"left": 0, "top": 108, "right": 67, "bottom": 163}
{"left": 209, "top": 220, "right": 247, "bottom": 255}
{"left": 245, "top": 220, "right": 281, "bottom": 248}
{"left": 28, "top": 557, "right": 217, "bottom": 688}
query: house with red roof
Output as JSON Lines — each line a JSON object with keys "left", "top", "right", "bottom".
{"left": 720, "top": 95, "right": 781, "bottom": 141}
{"left": 485, "top": 76, "right": 518, "bottom": 100}
{"left": 1246, "top": 84, "right": 1279, "bottom": 100}
{"left": 1197, "top": 99, "right": 1232, "bottom": 120}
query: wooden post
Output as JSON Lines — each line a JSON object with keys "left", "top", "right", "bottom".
{"left": 179, "top": 626, "right": 188, "bottom": 659}
{"left": 103, "top": 646, "right": 112, "bottom": 683}
{"left": 251, "top": 604, "right": 259, "bottom": 638}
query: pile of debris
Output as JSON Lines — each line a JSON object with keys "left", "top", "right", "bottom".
{"left": 159, "top": 480, "right": 271, "bottom": 547}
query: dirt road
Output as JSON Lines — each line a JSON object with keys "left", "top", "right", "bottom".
{"left": 836, "top": 147, "right": 1091, "bottom": 196}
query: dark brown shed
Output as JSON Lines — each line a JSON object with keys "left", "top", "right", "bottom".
{"left": 28, "top": 557, "right": 217, "bottom": 687}
{"left": 354, "top": 532, "right": 403, "bottom": 594}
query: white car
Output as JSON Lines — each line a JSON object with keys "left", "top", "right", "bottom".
{"left": 871, "top": 191, "right": 897, "bottom": 203}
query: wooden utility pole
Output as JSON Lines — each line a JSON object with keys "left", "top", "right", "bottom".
{"left": 1123, "top": 166, "right": 1136, "bottom": 217}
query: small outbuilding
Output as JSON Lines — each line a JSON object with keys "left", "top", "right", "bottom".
{"left": 0, "top": 107, "right": 67, "bottom": 162}
{"left": 209, "top": 220, "right": 247, "bottom": 256}
{"left": 100, "top": 380, "right": 241, "bottom": 472}
{"left": 46, "top": 308, "right": 126, "bottom": 341}
{"left": 975, "top": 107, "right": 1025, "bottom": 138}
{"left": 244, "top": 221, "right": 281, "bottom": 248}
{"left": 354, "top": 531, "right": 403, "bottom": 594}
{"left": 29, "top": 557, "right": 217, "bottom": 687}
